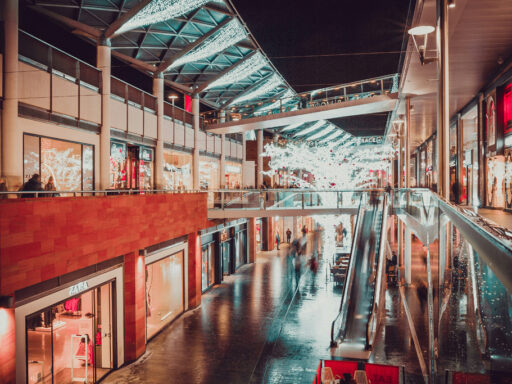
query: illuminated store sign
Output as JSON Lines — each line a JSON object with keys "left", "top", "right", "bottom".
{"left": 69, "top": 281, "right": 89, "bottom": 296}
{"left": 359, "top": 136, "right": 383, "bottom": 145}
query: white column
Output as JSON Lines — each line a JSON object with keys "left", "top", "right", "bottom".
{"left": 1, "top": 0, "right": 22, "bottom": 190}
{"left": 241, "top": 132, "right": 247, "bottom": 189}
{"left": 404, "top": 227, "right": 412, "bottom": 285}
{"left": 192, "top": 94, "right": 200, "bottom": 189}
{"left": 153, "top": 75, "right": 164, "bottom": 189}
{"left": 97, "top": 42, "right": 111, "bottom": 190}
{"left": 257, "top": 129, "right": 263, "bottom": 187}
{"left": 437, "top": 0, "right": 450, "bottom": 199}
{"left": 219, "top": 110, "right": 226, "bottom": 188}
{"left": 405, "top": 99, "right": 411, "bottom": 188}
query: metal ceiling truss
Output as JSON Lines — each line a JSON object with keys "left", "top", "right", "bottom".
{"left": 28, "top": 0, "right": 293, "bottom": 108}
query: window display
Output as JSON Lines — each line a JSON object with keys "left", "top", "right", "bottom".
{"left": 110, "top": 141, "right": 127, "bottom": 189}
{"left": 234, "top": 230, "right": 247, "bottom": 270}
{"left": 146, "top": 251, "right": 184, "bottom": 339}
{"left": 163, "top": 150, "right": 192, "bottom": 190}
{"left": 26, "top": 282, "right": 113, "bottom": 384}
{"left": 505, "top": 151, "right": 512, "bottom": 210}
{"left": 487, "top": 97, "right": 497, "bottom": 149}
{"left": 199, "top": 157, "right": 220, "bottom": 190}
{"left": 23, "top": 134, "right": 94, "bottom": 194}
{"left": 201, "top": 243, "right": 215, "bottom": 292}
{"left": 225, "top": 162, "right": 242, "bottom": 189}
{"left": 486, "top": 156, "right": 505, "bottom": 208}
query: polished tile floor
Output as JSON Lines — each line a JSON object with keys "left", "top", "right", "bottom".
{"left": 103, "top": 233, "right": 489, "bottom": 384}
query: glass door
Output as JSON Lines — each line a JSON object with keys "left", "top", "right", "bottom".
{"left": 222, "top": 242, "right": 230, "bottom": 276}
{"left": 95, "top": 283, "right": 113, "bottom": 381}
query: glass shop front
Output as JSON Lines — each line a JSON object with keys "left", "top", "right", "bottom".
{"left": 18, "top": 268, "right": 124, "bottom": 384}
{"left": 145, "top": 244, "right": 186, "bottom": 340}
{"left": 225, "top": 162, "right": 242, "bottom": 189}
{"left": 163, "top": 149, "right": 192, "bottom": 190}
{"left": 109, "top": 141, "right": 154, "bottom": 190}
{"left": 24, "top": 134, "right": 94, "bottom": 194}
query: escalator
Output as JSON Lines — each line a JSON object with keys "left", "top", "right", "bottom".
{"left": 331, "top": 193, "right": 388, "bottom": 359}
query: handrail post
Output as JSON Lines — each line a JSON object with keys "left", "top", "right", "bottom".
{"left": 221, "top": 191, "right": 225, "bottom": 210}
{"left": 301, "top": 192, "right": 305, "bottom": 210}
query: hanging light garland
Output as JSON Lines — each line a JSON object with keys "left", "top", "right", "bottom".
{"left": 307, "top": 125, "right": 337, "bottom": 141}
{"left": 231, "top": 73, "right": 283, "bottom": 105}
{"left": 169, "top": 18, "right": 247, "bottom": 70}
{"left": 118, "top": 0, "right": 223, "bottom": 34}
{"left": 293, "top": 121, "right": 327, "bottom": 137}
{"left": 206, "top": 52, "right": 268, "bottom": 90}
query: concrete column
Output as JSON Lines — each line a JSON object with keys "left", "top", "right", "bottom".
{"left": 153, "top": 75, "right": 164, "bottom": 189}
{"left": 457, "top": 114, "right": 464, "bottom": 203}
{"left": 1, "top": 0, "right": 22, "bottom": 190}
{"left": 187, "top": 232, "right": 202, "bottom": 308}
{"left": 219, "top": 110, "right": 226, "bottom": 188}
{"left": 437, "top": 0, "right": 450, "bottom": 199}
{"left": 97, "top": 43, "right": 111, "bottom": 190}
{"left": 399, "top": 124, "right": 404, "bottom": 188}
{"left": 192, "top": 94, "right": 200, "bottom": 189}
{"left": 405, "top": 99, "right": 411, "bottom": 188}
{"left": 257, "top": 129, "right": 263, "bottom": 187}
{"left": 123, "top": 251, "right": 146, "bottom": 362}
{"left": 404, "top": 227, "right": 412, "bottom": 285}
{"left": 242, "top": 132, "right": 247, "bottom": 188}
{"left": 248, "top": 217, "right": 257, "bottom": 263}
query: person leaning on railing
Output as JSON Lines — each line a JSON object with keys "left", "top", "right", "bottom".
{"left": 19, "top": 174, "right": 44, "bottom": 198}
{"left": 0, "top": 178, "right": 7, "bottom": 199}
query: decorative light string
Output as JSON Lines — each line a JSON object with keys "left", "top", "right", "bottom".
{"left": 231, "top": 73, "right": 283, "bottom": 105}
{"left": 206, "top": 52, "right": 268, "bottom": 90}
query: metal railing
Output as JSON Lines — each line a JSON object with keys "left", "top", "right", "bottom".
{"left": 201, "top": 74, "right": 399, "bottom": 124}
{"left": 0, "top": 189, "right": 206, "bottom": 198}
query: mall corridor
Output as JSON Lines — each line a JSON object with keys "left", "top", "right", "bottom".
{"left": 103, "top": 239, "right": 342, "bottom": 384}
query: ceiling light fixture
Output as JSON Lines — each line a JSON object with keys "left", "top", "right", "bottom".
{"left": 408, "top": 25, "right": 436, "bottom": 65}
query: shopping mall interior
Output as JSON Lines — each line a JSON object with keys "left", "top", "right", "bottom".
{"left": 1, "top": 0, "right": 512, "bottom": 383}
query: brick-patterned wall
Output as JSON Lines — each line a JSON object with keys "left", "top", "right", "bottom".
{"left": 0, "top": 193, "right": 208, "bottom": 296}
{"left": 124, "top": 252, "right": 147, "bottom": 362}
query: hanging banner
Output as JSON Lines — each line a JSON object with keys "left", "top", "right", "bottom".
{"left": 185, "top": 94, "right": 192, "bottom": 112}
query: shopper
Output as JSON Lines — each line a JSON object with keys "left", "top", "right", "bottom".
{"left": 301, "top": 225, "right": 307, "bottom": 237}
{"left": 275, "top": 232, "right": 280, "bottom": 250}
{"left": 0, "top": 178, "right": 7, "bottom": 199}
{"left": 19, "top": 174, "right": 43, "bottom": 198}
{"left": 286, "top": 228, "right": 292, "bottom": 243}
{"left": 44, "top": 176, "right": 59, "bottom": 197}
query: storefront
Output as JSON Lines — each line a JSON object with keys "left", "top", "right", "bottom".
{"left": 15, "top": 267, "right": 124, "bottom": 384}
{"left": 163, "top": 149, "right": 192, "bottom": 190}
{"left": 23, "top": 133, "right": 94, "bottom": 193}
{"left": 225, "top": 161, "right": 242, "bottom": 189}
{"left": 199, "top": 156, "right": 220, "bottom": 190}
{"left": 144, "top": 241, "right": 187, "bottom": 340}
{"left": 200, "top": 221, "right": 248, "bottom": 289}
{"left": 109, "top": 141, "right": 154, "bottom": 190}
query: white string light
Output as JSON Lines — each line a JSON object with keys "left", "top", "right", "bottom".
{"left": 319, "top": 129, "right": 345, "bottom": 142}
{"left": 231, "top": 73, "right": 283, "bottom": 105}
{"left": 293, "top": 121, "right": 326, "bottom": 137}
{"left": 254, "top": 89, "right": 296, "bottom": 114}
{"left": 168, "top": 18, "right": 247, "bottom": 70}
{"left": 280, "top": 122, "right": 305, "bottom": 132}
{"left": 118, "top": 0, "right": 223, "bottom": 34}
{"left": 307, "top": 125, "right": 337, "bottom": 141}
{"left": 205, "top": 52, "right": 268, "bottom": 90}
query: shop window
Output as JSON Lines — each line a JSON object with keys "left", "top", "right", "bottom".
{"left": 199, "top": 157, "right": 220, "bottom": 190}
{"left": 163, "top": 150, "right": 192, "bottom": 190}
{"left": 23, "top": 134, "right": 95, "bottom": 194}
{"left": 26, "top": 282, "right": 113, "bottom": 384}
{"left": 110, "top": 142, "right": 127, "bottom": 189}
{"left": 201, "top": 243, "right": 215, "bottom": 292}
{"left": 146, "top": 251, "right": 184, "bottom": 339}
{"left": 487, "top": 156, "right": 505, "bottom": 208}
{"left": 504, "top": 84, "right": 512, "bottom": 136}
{"left": 225, "top": 162, "right": 242, "bottom": 189}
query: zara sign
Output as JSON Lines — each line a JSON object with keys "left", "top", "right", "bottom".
{"left": 68, "top": 281, "right": 89, "bottom": 296}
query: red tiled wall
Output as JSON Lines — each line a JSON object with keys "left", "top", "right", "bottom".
{"left": 0, "top": 308, "right": 15, "bottom": 384}
{"left": 124, "top": 252, "right": 146, "bottom": 362}
{"left": 187, "top": 232, "right": 201, "bottom": 308}
{"left": 0, "top": 193, "right": 208, "bottom": 296}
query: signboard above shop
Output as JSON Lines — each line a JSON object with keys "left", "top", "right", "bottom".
{"left": 358, "top": 136, "right": 384, "bottom": 145}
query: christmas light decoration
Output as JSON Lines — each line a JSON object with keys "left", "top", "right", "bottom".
{"left": 231, "top": 73, "right": 283, "bottom": 105}
{"left": 254, "top": 89, "right": 296, "bottom": 114}
{"left": 118, "top": 0, "right": 223, "bottom": 34}
{"left": 262, "top": 138, "right": 394, "bottom": 257}
{"left": 205, "top": 52, "right": 268, "bottom": 90}
{"left": 307, "top": 126, "right": 337, "bottom": 141}
{"left": 318, "top": 130, "right": 345, "bottom": 143}
{"left": 280, "top": 122, "right": 305, "bottom": 132}
{"left": 168, "top": 18, "right": 247, "bottom": 70}
{"left": 293, "top": 121, "right": 327, "bottom": 137}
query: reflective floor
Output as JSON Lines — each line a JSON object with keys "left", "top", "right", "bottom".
{"left": 103, "top": 233, "right": 491, "bottom": 384}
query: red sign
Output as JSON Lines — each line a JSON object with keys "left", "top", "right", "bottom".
{"left": 365, "top": 363, "right": 399, "bottom": 384}
{"left": 504, "top": 84, "right": 512, "bottom": 135}
{"left": 185, "top": 94, "right": 192, "bottom": 112}
{"left": 452, "top": 372, "right": 491, "bottom": 384}
{"left": 323, "top": 360, "right": 358, "bottom": 380}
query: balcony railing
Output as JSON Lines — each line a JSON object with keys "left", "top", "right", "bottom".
{"left": 201, "top": 73, "right": 399, "bottom": 124}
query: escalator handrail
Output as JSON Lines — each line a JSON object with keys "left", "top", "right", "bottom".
{"left": 366, "top": 193, "right": 389, "bottom": 348}
{"left": 331, "top": 193, "right": 366, "bottom": 344}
